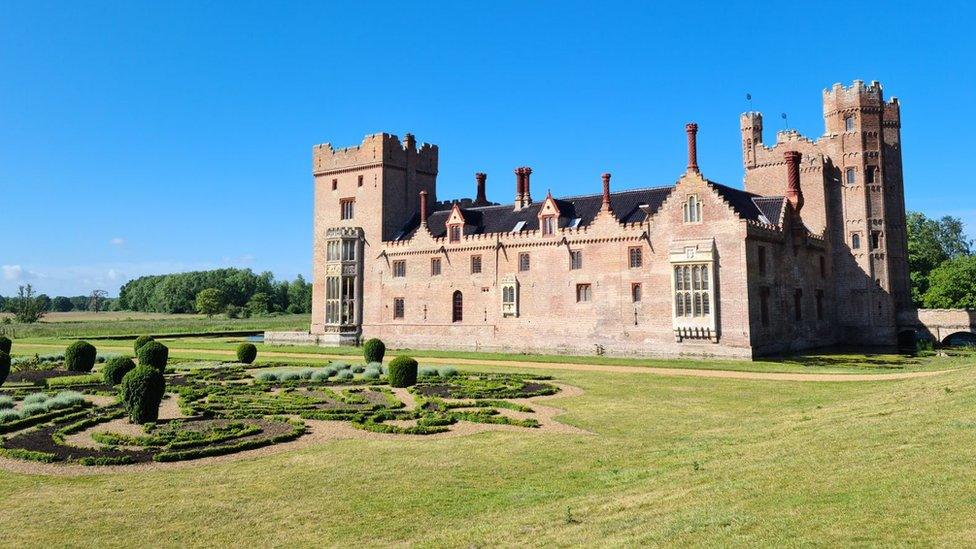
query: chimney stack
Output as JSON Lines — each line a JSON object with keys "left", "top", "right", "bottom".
{"left": 514, "top": 167, "right": 524, "bottom": 205}
{"left": 601, "top": 173, "right": 612, "bottom": 208}
{"left": 419, "top": 189, "right": 428, "bottom": 224}
{"left": 685, "top": 123, "right": 699, "bottom": 173}
{"left": 522, "top": 167, "right": 533, "bottom": 203}
{"left": 784, "top": 150, "right": 803, "bottom": 213}
{"left": 474, "top": 172, "right": 488, "bottom": 205}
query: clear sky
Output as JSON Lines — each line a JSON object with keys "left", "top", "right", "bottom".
{"left": 1, "top": 1, "right": 973, "bottom": 296}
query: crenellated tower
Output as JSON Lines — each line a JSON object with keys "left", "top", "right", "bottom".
{"left": 741, "top": 80, "right": 910, "bottom": 345}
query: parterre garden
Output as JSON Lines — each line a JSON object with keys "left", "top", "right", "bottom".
{"left": 0, "top": 336, "right": 563, "bottom": 467}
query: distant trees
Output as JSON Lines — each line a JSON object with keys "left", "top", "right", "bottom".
{"left": 195, "top": 288, "right": 226, "bottom": 318}
{"left": 922, "top": 256, "right": 976, "bottom": 309}
{"left": 11, "top": 285, "right": 46, "bottom": 324}
{"left": 51, "top": 296, "right": 73, "bottom": 312}
{"left": 907, "top": 212, "right": 974, "bottom": 308}
{"left": 118, "top": 268, "right": 311, "bottom": 314}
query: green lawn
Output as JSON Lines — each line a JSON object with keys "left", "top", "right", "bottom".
{"left": 0, "top": 314, "right": 309, "bottom": 339}
{"left": 2, "top": 358, "right": 975, "bottom": 545}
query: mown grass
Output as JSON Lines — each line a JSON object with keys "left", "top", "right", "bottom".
{"left": 1, "top": 360, "right": 975, "bottom": 545}
{"left": 0, "top": 314, "right": 309, "bottom": 339}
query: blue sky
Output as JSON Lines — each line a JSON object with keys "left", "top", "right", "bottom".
{"left": 1, "top": 1, "right": 973, "bottom": 296}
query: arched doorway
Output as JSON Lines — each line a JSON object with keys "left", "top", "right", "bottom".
{"left": 452, "top": 290, "right": 463, "bottom": 323}
{"left": 897, "top": 330, "right": 917, "bottom": 354}
{"left": 942, "top": 331, "right": 976, "bottom": 348}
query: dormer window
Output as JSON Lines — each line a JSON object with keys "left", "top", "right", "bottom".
{"left": 449, "top": 225, "right": 461, "bottom": 243}
{"left": 683, "top": 195, "right": 702, "bottom": 223}
{"left": 541, "top": 215, "right": 556, "bottom": 237}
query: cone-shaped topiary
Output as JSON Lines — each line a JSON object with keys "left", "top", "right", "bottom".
{"left": 236, "top": 342, "right": 257, "bottom": 364}
{"left": 103, "top": 356, "right": 137, "bottom": 386}
{"left": 387, "top": 356, "right": 418, "bottom": 388}
{"left": 0, "top": 351, "right": 10, "bottom": 387}
{"left": 133, "top": 335, "right": 154, "bottom": 354}
{"left": 119, "top": 365, "right": 166, "bottom": 424}
{"left": 65, "top": 340, "right": 97, "bottom": 372}
{"left": 363, "top": 338, "right": 386, "bottom": 364}
{"left": 137, "top": 341, "right": 169, "bottom": 373}
{"left": 0, "top": 336, "right": 11, "bottom": 355}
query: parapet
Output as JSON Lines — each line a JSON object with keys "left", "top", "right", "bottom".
{"left": 740, "top": 111, "right": 763, "bottom": 128}
{"left": 313, "top": 132, "right": 439, "bottom": 175}
{"left": 823, "top": 80, "right": 886, "bottom": 111}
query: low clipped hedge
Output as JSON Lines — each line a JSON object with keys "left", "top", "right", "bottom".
{"left": 103, "top": 356, "right": 137, "bottom": 386}
{"left": 236, "top": 343, "right": 257, "bottom": 364}
{"left": 0, "top": 335, "right": 11, "bottom": 355}
{"left": 0, "top": 350, "right": 10, "bottom": 387}
{"left": 363, "top": 338, "right": 386, "bottom": 364}
{"left": 65, "top": 341, "right": 97, "bottom": 372}
{"left": 388, "top": 356, "right": 418, "bottom": 388}
{"left": 137, "top": 341, "right": 169, "bottom": 373}
{"left": 119, "top": 365, "right": 166, "bottom": 424}
{"left": 133, "top": 335, "right": 154, "bottom": 354}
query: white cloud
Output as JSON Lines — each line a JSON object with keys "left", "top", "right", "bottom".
{"left": 2, "top": 265, "right": 23, "bottom": 281}
{"left": 107, "top": 268, "right": 120, "bottom": 281}
{"left": 110, "top": 237, "right": 126, "bottom": 247}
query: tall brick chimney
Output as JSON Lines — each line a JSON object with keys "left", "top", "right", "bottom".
{"left": 601, "top": 173, "right": 612, "bottom": 209}
{"left": 474, "top": 172, "right": 488, "bottom": 206}
{"left": 685, "top": 123, "right": 699, "bottom": 173}
{"left": 522, "top": 167, "right": 533, "bottom": 204}
{"left": 514, "top": 167, "right": 525, "bottom": 208}
{"left": 419, "top": 189, "right": 428, "bottom": 224}
{"left": 784, "top": 150, "right": 803, "bottom": 213}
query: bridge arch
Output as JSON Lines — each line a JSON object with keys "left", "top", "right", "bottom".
{"left": 942, "top": 331, "right": 976, "bottom": 347}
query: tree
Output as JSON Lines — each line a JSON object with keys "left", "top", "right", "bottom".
{"left": 287, "top": 274, "right": 312, "bottom": 313}
{"left": 12, "top": 285, "right": 45, "bottom": 324}
{"left": 195, "top": 288, "right": 225, "bottom": 318}
{"left": 922, "top": 255, "right": 976, "bottom": 309}
{"left": 88, "top": 289, "right": 108, "bottom": 312}
{"left": 51, "top": 296, "right": 74, "bottom": 312}
{"left": 246, "top": 292, "right": 271, "bottom": 316}
{"left": 35, "top": 294, "right": 52, "bottom": 312}
{"left": 907, "top": 212, "right": 972, "bottom": 305}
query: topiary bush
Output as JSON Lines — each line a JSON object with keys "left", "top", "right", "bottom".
{"left": 363, "top": 338, "right": 386, "bottom": 364}
{"left": 133, "top": 335, "right": 154, "bottom": 354}
{"left": 65, "top": 341, "right": 97, "bottom": 372}
{"left": 419, "top": 366, "right": 438, "bottom": 378}
{"left": 137, "top": 341, "right": 169, "bottom": 373}
{"left": 103, "top": 356, "right": 137, "bottom": 386}
{"left": 388, "top": 356, "right": 418, "bottom": 388}
{"left": 119, "top": 365, "right": 166, "bottom": 424}
{"left": 237, "top": 343, "right": 258, "bottom": 364}
{"left": 0, "top": 351, "right": 9, "bottom": 387}
{"left": 0, "top": 335, "right": 11, "bottom": 355}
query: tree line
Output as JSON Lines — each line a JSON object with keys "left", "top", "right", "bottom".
{"left": 117, "top": 268, "right": 311, "bottom": 315}
{"left": 907, "top": 212, "right": 975, "bottom": 308}
{"left": 0, "top": 287, "right": 118, "bottom": 316}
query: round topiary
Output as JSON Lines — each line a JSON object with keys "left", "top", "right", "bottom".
{"left": 237, "top": 342, "right": 257, "bottom": 364}
{"left": 0, "top": 351, "right": 10, "bottom": 387}
{"left": 137, "top": 341, "right": 169, "bottom": 373}
{"left": 133, "top": 335, "right": 154, "bottom": 354}
{"left": 119, "top": 365, "right": 166, "bottom": 424}
{"left": 363, "top": 338, "right": 386, "bottom": 364}
{"left": 387, "top": 356, "right": 418, "bottom": 388}
{"left": 65, "top": 341, "right": 97, "bottom": 372}
{"left": 0, "top": 335, "right": 11, "bottom": 355}
{"left": 103, "top": 356, "right": 137, "bottom": 386}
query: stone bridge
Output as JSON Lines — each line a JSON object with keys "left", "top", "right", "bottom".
{"left": 897, "top": 309, "right": 976, "bottom": 347}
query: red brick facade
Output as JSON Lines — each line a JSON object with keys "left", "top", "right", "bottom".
{"left": 303, "top": 81, "right": 910, "bottom": 358}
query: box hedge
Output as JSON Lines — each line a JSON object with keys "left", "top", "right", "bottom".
{"left": 133, "top": 335, "right": 154, "bottom": 353}
{"left": 119, "top": 365, "right": 166, "bottom": 424}
{"left": 103, "top": 356, "right": 137, "bottom": 386}
{"left": 137, "top": 341, "right": 169, "bottom": 373}
{"left": 236, "top": 343, "right": 257, "bottom": 364}
{"left": 0, "top": 335, "right": 11, "bottom": 355}
{"left": 0, "top": 351, "right": 9, "bottom": 386}
{"left": 388, "top": 356, "right": 418, "bottom": 388}
{"left": 65, "top": 341, "right": 97, "bottom": 372}
{"left": 363, "top": 338, "right": 386, "bottom": 364}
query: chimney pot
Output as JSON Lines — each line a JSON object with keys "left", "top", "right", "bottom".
{"left": 601, "top": 173, "right": 611, "bottom": 207}
{"left": 419, "top": 189, "right": 429, "bottom": 224}
{"left": 523, "top": 167, "right": 533, "bottom": 203}
{"left": 685, "top": 123, "right": 699, "bottom": 172}
{"left": 475, "top": 172, "right": 487, "bottom": 205}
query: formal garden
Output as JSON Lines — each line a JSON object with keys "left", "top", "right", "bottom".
{"left": 0, "top": 336, "right": 568, "bottom": 468}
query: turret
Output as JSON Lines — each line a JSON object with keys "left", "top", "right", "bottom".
{"left": 740, "top": 112, "right": 763, "bottom": 169}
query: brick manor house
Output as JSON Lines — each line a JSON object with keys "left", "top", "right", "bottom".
{"left": 296, "top": 80, "right": 909, "bottom": 358}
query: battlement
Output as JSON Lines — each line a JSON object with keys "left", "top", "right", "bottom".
{"left": 313, "top": 132, "right": 439, "bottom": 175}
{"left": 822, "top": 80, "right": 887, "bottom": 111}
{"left": 740, "top": 111, "right": 763, "bottom": 128}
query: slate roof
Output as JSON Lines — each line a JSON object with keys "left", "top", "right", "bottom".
{"left": 395, "top": 181, "right": 786, "bottom": 241}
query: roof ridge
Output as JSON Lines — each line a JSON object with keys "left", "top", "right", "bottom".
{"left": 458, "top": 184, "right": 675, "bottom": 210}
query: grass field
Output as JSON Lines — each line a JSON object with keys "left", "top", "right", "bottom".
{"left": 2, "top": 356, "right": 976, "bottom": 545}
{"left": 0, "top": 313, "right": 310, "bottom": 339}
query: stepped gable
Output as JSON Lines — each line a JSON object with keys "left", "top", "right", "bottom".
{"left": 398, "top": 186, "right": 675, "bottom": 240}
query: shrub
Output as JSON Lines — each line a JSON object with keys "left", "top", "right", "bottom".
{"left": 0, "top": 395, "right": 13, "bottom": 409}
{"left": 237, "top": 343, "right": 258, "bottom": 364}
{"left": 103, "top": 356, "right": 137, "bottom": 386}
{"left": 0, "top": 350, "right": 9, "bottom": 386}
{"left": 0, "top": 336, "right": 11, "bottom": 355}
{"left": 256, "top": 371, "right": 278, "bottom": 382}
{"left": 119, "top": 365, "right": 166, "bottom": 424}
{"left": 336, "top": 371, "right": 354, "bottom": 381}
{"left": 363, "top": 338, "right": 386, "bottom": 364}
{"left": 46, "top": 374, "right": 102, "bottom": 388}
{"left": 299, "top": 369, "right": 316, "bottom": 380}
{"left": 419, "top": 366, "right": 438, "bottom": 378}
{"left": 311, "top": 370, "right": 331, "bottom": 381}
{"left": 352, "top": 365, "right": 366, "bottom": 374}
{"left": 388, "top": 356, "right": 418, "bottom": 388}
{"left": 280, "top": 372, "right": 301, "bottom": 382}
{"left": 362, "top": 369, "right": 380, "bottom": 380}
{"left": 21, "top": 402, "right": 48, "bottom": 417}
{"left": 134, "top": 335, "right": 154, "bottom": 353}
{"left": 46, "top": 391, "right": 85, "bottom": 410}
{"left": 65, "top": 341, "right": 97, "bottom": 372}
{"left": 0, "top": 409, "right": 19, "bottom": 423}
{"left": 23, "top": 393, "right": 49, "bottom": 405}
{"left": 438, "top": 366, "right": 459, "bottom": 378}
{"left": 137, "top": 341, "right": 169, "bottom": 373}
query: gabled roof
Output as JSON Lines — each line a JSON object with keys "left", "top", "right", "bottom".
{"left": 395, "top": 180, "right": 785, "bottom": 241}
